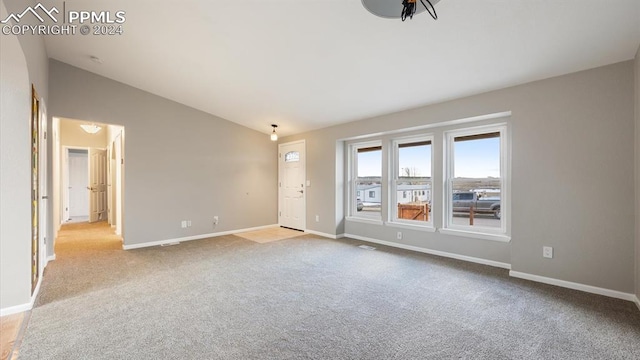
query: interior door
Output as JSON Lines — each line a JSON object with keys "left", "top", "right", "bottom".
{"left": 89, "top": 148, "right": 108, "bottom": 222}
{"left": 278, "top": 141, "right": 305, "bottom": 230}
{"left": 68, "top": 150, "right": 89, "bottom": 217}
{"left": 39, "top": 100, "right": 48, "bottom": 269}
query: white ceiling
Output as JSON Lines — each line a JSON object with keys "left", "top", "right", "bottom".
{"left": 44, "top": 0, "right": 640, "bottom": 137}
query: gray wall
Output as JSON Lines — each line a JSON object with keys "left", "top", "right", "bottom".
{"left": 635, "top": 46, "right": 640, "bottom": 302}
{"left": 283, "top": 61, "right": 635, "bottom": 294}
{"left": 48, "top": 60, "right": 278, "bottom": 247}
{"left": 0, "top": 0, "right": 50, "bottom": 311}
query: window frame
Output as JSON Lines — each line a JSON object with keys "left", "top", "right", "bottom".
{"left": 347, "top": 140, "right": 383, "bottom": 223}
{"left": 442, "top": 124, "right": 509, "bottom": 241}
{"left": 389, "top": 135, "right": 435, "bottom": 229}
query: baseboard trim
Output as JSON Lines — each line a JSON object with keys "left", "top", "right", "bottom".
{"left": 122, "top": 224, "right": 279, "bottom": 250}
{"left": 1, "top": 276, "right": 43, "bottom": 316}
{"left": 46, "top": 254, "right": 56, "bottom": 262}
{"left": 509, "top": 271, "right": 637, "bottom": 302}
{"left": 0, "top": 302, "right": 31, "bottom": 317}
{"left": 635, "top": 296, "right": 640, "bottom": 311}
{"left": 343, "top": 233, "right": 511, "bottom": 270}
{"left": 304, "top": 229, "right": 340, "bottom": 239}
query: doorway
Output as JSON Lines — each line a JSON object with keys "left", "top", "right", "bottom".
{"left": 53, "top": 118, "right": 125, "bottom": 254}
{"left": 278, "top": 140, "right": 306, "bottom": 231}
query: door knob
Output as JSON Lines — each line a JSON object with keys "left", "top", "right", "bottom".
{"left": 298, "top": 190, "right": 304, "bottom": 194}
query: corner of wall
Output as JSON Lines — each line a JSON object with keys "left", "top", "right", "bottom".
{"left": 635, "top": 44, "right": 640, "bottom": 304}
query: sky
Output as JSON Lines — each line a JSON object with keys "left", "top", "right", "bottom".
{"left": 454, "top": 137, "right": 500, "bottom": 178}
{"left": 357, "top": 137, "right": 500, "bottom": 178}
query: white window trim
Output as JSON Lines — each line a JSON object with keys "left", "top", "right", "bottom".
{"left": 439, "top": 228, "right": 511, "bottom": 242}
{"left": 347, "top": 140, "right": 383, "bottom": 221}
{"left": 443, "top": 123, "right": 509, "bottom": 238}
{"left": 386, "top": 221, "right": 437, "bottom": 232}
{"left": 389, "top": 135, "right": 434, "bottom": 228}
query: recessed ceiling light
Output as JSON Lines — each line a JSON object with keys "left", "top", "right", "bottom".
{"left": 90, "top": 55, "right": 103, "bottom": 64}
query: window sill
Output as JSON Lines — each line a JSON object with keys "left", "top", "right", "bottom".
{"left": 346, "top": 216, "right": 383, "bottom": 226}
{"left": 438, "top": 228, "right": 511, "bottom": 242}
{"left": 386, "top": 221, "right": 436, "bottom": 232}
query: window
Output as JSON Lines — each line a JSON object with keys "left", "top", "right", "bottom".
{"left": 345, "top": 118, "right": 509, "bottom": 241}
{"left": 285, "top": 151, "right": 300, "bottom": 162}
{"left": 391, "top": 137, "right": 433, "bottom": 225}
{"left": 445, "top": 126, "right": 507, "bottom": 236}
{"left": 351, "top": 142, "right": 382, "bottom": 220}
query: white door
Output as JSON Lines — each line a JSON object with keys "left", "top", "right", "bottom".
{"left": 38, "top": 101, "right": 48, "bottom": 268}
{"left": 278, "top": 141, "right": 305, "bottom": 230}
{"left": 68, "top": 150, "right": 89, "bottom": 218}
{"left": 114, "top": 133, "right": 123, "bottom": 235}
{"left": 89, "top": 148, "right": 108, "bottom": 222}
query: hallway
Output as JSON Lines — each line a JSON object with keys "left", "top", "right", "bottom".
{"left": 35, "top": 221, "right": 123, "bottom": 307}
{"left": 0, "top": 221, "right": 122, "bottom": 360}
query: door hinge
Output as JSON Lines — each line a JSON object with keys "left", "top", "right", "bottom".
{"left": 44, "top": 131, "right": 47, "bottom": 140}
{"left": 121, "top": 159, "right": 124, "bottom": 165}
{"left": 279, "top": 211, "right": 281, "bottom": 217}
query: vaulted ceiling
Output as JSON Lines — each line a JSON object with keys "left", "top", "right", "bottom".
{"left": 44, "top": 0, "right": 640, "bottom": 137}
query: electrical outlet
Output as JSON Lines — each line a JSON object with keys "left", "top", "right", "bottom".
{"left": 543, "top": 246, "right": 553, "bottom": 259}
{"left": 315, "top": 215, "right": 320, "bottom": 222}
{"left": 213, "top": 216, "right": 219, "bottom": 225}
{"left": 187, "top": 220, "right": 192, "bottom": 227}
{"left": 181, "top": 220, "right": 187, "bottom": 228}
{"left": 397, "top": 231, "right": 403, "bottom": 240}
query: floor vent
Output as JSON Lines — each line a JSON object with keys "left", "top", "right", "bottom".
{"left": 161, "top": 242, "right": 181, "bottom": 247}
{"left": 358, "top": 245, "right": 376, "bottom": 251}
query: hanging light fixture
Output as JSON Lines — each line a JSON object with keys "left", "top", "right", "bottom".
{"left": 270, "top": 124, "right": 278, "bottom": 141}
{"left": 362, "top": 0, "right": 440, "bottom": 21}
{"left": 80, "top": 124, "right": 102, "bottom": 134}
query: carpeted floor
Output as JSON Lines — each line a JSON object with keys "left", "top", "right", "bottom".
{"left": 19, "top": 222, "right": 640, "bottom": 359}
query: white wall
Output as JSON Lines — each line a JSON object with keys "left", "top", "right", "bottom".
{"left": 283, "top": 61, "right": 635, "bottom": 294}
{"left": 0, "top": 1, "right": 34, "bottom": 313}
{"left": 49, "top": 60, "right": 278, "bottom": 247}
{"left": 4, "top": 0, "right": 51, "bottom": 260}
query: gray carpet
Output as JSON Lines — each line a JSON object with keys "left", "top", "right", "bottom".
{"left": 20, "top": 231, "right": 640, "bottom": 359}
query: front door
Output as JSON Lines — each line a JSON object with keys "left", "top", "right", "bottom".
{"left": 89, "top": 148, "right": 108, "bottom": 222}
{"left": 278, "top": 141, "right": 305, "bottom": 230}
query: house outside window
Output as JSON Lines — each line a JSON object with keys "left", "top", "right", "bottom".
{"left": 391, "top": 136, "right": 433, "bottom": 226}
{"left": 443, "top": 124, "right": 508, "bottom": 239}
{"left": 350, "top": 141, "right": 382, "bottom": 221}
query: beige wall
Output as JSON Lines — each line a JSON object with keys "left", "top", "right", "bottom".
{"left": 60, "top": 119, "right": 109, "bottom": 148}
{"left": 49, "top": 60, "right": 278, "bottom": 247}
{"left": 283, "top": 61, "right": 635, "bottom": 294}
